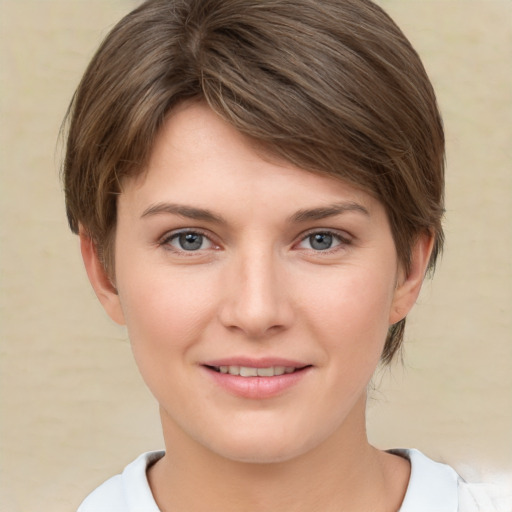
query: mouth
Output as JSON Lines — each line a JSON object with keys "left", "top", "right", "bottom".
{"left": 201, "top": 361, "right": 312, "bottom": 398}
{"left": 205, "top": 365, "right": 309, "bottom": 377}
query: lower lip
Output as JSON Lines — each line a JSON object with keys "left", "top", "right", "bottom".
{"left": 202, "top": 366, "right": 311, "bottom": 399}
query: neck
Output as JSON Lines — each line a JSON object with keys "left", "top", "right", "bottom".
{"left": 148, "top": 397, "right": 410, "bottom": 512}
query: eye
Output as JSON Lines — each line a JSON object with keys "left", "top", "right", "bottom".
{"left": 164, "top": 231, "right": 215, "bottom": 252}
{"left": 297, "top": 231, "right": 348, "bottom": 251}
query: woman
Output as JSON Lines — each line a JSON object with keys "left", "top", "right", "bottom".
{"left": 62, "top": 0, "right": 506, "bottom": 510}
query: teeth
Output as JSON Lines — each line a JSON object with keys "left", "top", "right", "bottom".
{"left": 215, "top": 365, "right": 298, "bottom": 377}
{"left": 228, "top": 365, "right": 239, "bottom": 375}
{"left": 240, "top": 366, "right": 258, "bottom": 377}
{"left": 257, "top": 367, "right": 274, "bottom": 377}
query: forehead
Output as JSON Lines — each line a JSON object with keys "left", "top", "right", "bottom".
{"left": 119, "top": 102, "right": 382, "bottom": 224}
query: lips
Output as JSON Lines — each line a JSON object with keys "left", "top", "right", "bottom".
{"left": 201, "top": 358, "right": 312, "bottom": 399}
{"left": 209, "top": 365, "right": 300, "bottom": 377}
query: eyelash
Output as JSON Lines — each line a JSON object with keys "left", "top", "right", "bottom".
{"left": 295, "top": 229, "right": 352, "bottom": 253}
{"left": 159, "top": 229, "right": 219, "bottom": 253}
{"left": 158, "top": 228, "right": 352, "bottom": 254}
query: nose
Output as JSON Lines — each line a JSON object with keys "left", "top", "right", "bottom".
{"left": 218, "top": 248, "right": 294, "bottom": 339}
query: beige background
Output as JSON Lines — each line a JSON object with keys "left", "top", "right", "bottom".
{"left": 1, "top": 1, "right": 511, "bottom": 510}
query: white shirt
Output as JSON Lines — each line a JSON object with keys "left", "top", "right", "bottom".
{"left": 77, "top": 449, "right": 510, "bottom": 511}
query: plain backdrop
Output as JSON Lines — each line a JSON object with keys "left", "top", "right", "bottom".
{"left": 1, "top": 1, "right": 511, "bottom": 510}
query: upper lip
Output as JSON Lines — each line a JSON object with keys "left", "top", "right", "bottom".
{"left": 201, "top": 357, "right": 309, "bottom": 368}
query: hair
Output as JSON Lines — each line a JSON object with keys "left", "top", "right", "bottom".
{"left": 62, "top": 0, "right": 445, "bottom": 364}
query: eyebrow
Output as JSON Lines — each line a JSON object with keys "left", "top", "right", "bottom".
{"left": 140, "top": 201, "right": 369, "bottom": 224}
{"left": 141, "top": 203, "right": 227, "bottom": 224}
{"left": 290, "top": 202, "right": 369, "bottom": 223}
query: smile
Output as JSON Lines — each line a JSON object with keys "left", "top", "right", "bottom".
{"left": 202, "top": 362, "right": 312, "bottom": 399}
{"left": 210, "top": 365, "right": 299, "bottom": 377}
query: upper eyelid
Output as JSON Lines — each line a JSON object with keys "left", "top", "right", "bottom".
{"left": 159, "top": 228, "right": 217, "bottom": 246}
{"left": 157, "top": 227, "right": 352, "bottom": 249}
{"left": 297, "top": 228, "right": 352, "bottom": 242}
{"left": 291, "top": 230, "right": 353, "bottom": 254}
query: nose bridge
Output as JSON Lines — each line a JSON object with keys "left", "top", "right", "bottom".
{"left": 219, "top": 241, "right": 291, "bottom": 337}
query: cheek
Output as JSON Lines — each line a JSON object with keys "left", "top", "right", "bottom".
{"left": 299, "top": 267, "right": 396, "bottom": 377}
{"left": 115, "top": 270, "right": 220, "bottom": 412}
{"left": 302, "top": 268, "right": 395, "bottom": 336}
{"left": 116, "top": 264, "right": 218, "bottom": 365}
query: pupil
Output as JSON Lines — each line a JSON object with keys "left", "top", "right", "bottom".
{"left": 310, "top": 233, "right": 332, "bottom": 250}
{"left": 179, "top": 233, "right": 202, "bottom": 250}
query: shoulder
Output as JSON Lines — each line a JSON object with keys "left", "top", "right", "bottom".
{"left": 77, "top": 451, "right": 164, "bottom": 512}
{"left": 77, "top": 473, "right": 125, "bottom": 512}
{"left": 392, "top": 449, "right": 512, "bottom": 512}
{"left": 393, "top": 448, "right": 459, "bottom": 512}
{"left": 458, "top": 476, "right": 512, "bottom": 512}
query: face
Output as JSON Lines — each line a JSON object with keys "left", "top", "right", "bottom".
{"left": 85, "top": 102, "right": 428, "bottom": 464}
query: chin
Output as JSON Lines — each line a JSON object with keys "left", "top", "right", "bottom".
{"left": 216, "top": 442, "right": 308, "bottom": 465}
{"left": 203, "top": 425, "right": 323, "bottom": 465}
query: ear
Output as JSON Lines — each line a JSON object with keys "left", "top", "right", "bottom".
{"left": 389, "top": 232, "right": 434, "bottom": 325}
{"left": 79, "top": 229, "right": 125, "bottom": 325}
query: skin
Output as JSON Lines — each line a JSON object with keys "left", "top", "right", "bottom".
{"left": 81, "top": 102, "right": 433, "bottom": 512}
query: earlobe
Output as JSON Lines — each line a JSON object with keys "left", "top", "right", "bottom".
{"left": 79, "top": 228, "right": 126, "bottom": 325}
{"left": 389, "top": 233, "right": 434, "bottom": 325}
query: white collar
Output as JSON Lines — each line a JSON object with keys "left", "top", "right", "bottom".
{"left": 390, "top": 448, "right": 459, "bottom": 512}
{"left": 120, "top": 449, "right": 460, "bottom": 512}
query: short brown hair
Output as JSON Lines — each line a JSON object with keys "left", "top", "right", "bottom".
{"left": 62, "top": 0, "right": 445, "bottom": 363}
